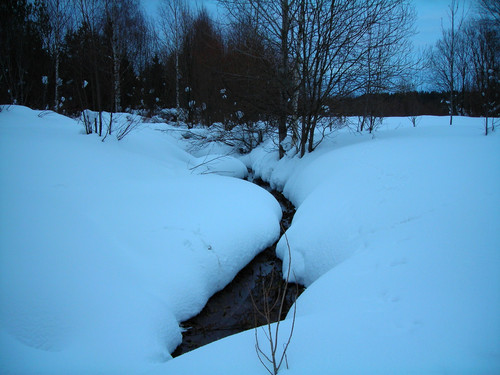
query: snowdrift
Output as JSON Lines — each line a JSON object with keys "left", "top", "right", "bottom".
{"left": 1, "top": 108, "right": 498, "bottom": 374}
{"left": 163, "top": 116, "right": 500, "bottom": 374}
{"left": 0, "top": 106, "right": 281, "bottom": 374}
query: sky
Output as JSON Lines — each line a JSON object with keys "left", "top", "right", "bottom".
{"left": 141, "top": 0, "right": 220, "bottom": 22}
{"left": 413, "top": 0, "right": 473, "bottom": 48}
{"left": 140, "top": 0, "right": 474, "bottom": 49}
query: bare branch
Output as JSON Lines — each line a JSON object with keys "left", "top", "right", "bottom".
{"left": 250, "top": 222, "right": 298, "bottom": 374}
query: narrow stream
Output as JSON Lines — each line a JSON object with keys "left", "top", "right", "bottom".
{"left": 172, "top": 173, "right": 304, "bottom": 357}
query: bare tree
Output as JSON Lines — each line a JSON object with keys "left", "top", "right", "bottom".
{"left": 251, "top": 228, "right": 297, "bottom": 375}
{"left": 448, "top": 0, "right": 459, "bottom": 125}
{"left": 104, "top": 0, "right": 148, "bottom": 114}
{"left": 0, "top": 0, "right": 50, "bottom": 107}
{"left": 76, "top": 0, "right": 105, "bottom": 118}
{"left": 45, "top": 0, "right": 73, "bottom": 112}
{"left": 467, "top": 17, "right": 499, "bottom": 135}
{"left": 296, "top": 0, "right": 415, "bottom": 153}
{"left": 430, "top": 0, "right": 465, "bottom": 126}
{"left": 455, "top": 22, "right": 472, "bottom": 115}
{"left": 478, "top": 0, "right": 500, "bottom": 24}
{"left": 220, "top": 0, "right": 415, "bottom": 158}
{"left": 223, "top": 15, "right": 280, "bottom": 125}
{"left": 218, "top": 0, "right": 301, "bottom": 158}
{"left": 398, "top": 56, "right": 427, "bottom": 127}
{"left": 358, "top": 0, "right": 415, "bottom": 133}
{"left": 159, "top": 0, "right": 191, "bottom": 116}
{"left": 428, "top": 0, "right": 498, "bottom": 133}
{"left": 296, "top": 0, "right": 367, "bottom": 154}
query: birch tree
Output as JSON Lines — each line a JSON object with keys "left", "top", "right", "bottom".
{"left": 219, "top": 0, "right": 301, "bottom": 158}
{"left": 467, "top": 17, "right": 499, "bottom": 134}
{"left": 159, "top": 0, "right": 191, "bottom": 115}
{"left": 76, "top": 0, "right": 105, "bottom": 117}
{"left": 294, "top": 0, "right": 414, "bottom": 153}
{"left": 219, "top": 0, "right": 415, "bottom": 158}
{"left": 430, "top": 0, "right": 463, "bottom": 126}
{"left": 0, "top": 0, "right": 50, "bottom": 107}
{"left": 104, "top": 0, "right": 147, "bottom": 114}
{"left": 359, "top": 0, "right": 415, "bottom": 133}
{"left": 45, "top": 0, "right": 73, "bottom": 112}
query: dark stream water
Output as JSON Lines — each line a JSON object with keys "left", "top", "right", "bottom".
{"left": 172, "top": 175, "right": 304, "bottom": 357}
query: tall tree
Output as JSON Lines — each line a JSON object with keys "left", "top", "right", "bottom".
{"left": 180, "top": 9, "right": 225, "bottom": 124}
{"left": 467, "top": 17, "right": 499, "bottom": 134}
{"left": 159, "top": 0, "right": 191, "bottom": 114}
{"left": 220, "top": 0, "right": 416, "bottom": 157}
{"left": 219, "top": 0, "right": 301, "bottom": 157}
{"left": 0, "top": 0, "right": 50, "bottom": 107}
{"left": 76, "top": 0, "right": 106, "bottom": 115}
{"left": 430, "top": 0, "right": 463, "bottom": 125}
{"left": 359, "top": 0, "right": 415, "bottom": 133}
{"left": 45, "top": 0, "right": 73, "bottom": 112}
{"left": 478, "top": 0, "right": 500, "bottom": 24}
{"left": 104, "top": 0, "right": 148, "bottom": 113}
{"left": 224, "top": 15, "right": 279, "bottom": 123}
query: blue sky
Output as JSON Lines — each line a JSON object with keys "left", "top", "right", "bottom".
{"left": 413, "top": 0, "right": 473, "bottom": 48}
{"left": 141, "top": 0, "right": 472, "bottom": 48}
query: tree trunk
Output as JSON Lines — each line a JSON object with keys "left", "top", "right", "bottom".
{"left": 99, "top": 111, "right": 102, "bottom": 137}
{"left": 290, "top": 0, "right": 305, "bottom": 152}
{"left": 175, "top": 49, "right": 180, "bottom": 111}
{"left": 109, "top": 112, "right": 113, "bottom": 135}
{"left": 112, "top": 25, "right": 121, "bottom": 113}
{"left": 278, "top": 0, "right": 290, "bottom": 159}
{"left": 54, "top": 47, "right": 60, "bottom": 112}
{"left": 279, "top": 114, "right": 287, "bottom": 159}
{"left": 449, "top": 0, "right": 456, "bottom": 126}
{"left": 307, "top": 116, "right": 315, "bottom": 153}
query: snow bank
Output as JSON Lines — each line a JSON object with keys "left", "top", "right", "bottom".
{"left": 188, "top": 154, "right": 248, "bottom": 178}
{"left": 0, "top": 106, "right": 281, "bottom": 373}
{"left": 2, "top": 109, "right": 498, "bottom": 374}
{"left": 248, "top": 117, "right": 500, "bottom": 286}
{"left": 158, "top": 116, "right": 500, "bottom": 374}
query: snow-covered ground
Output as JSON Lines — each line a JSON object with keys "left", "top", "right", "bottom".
{"left": 0, "top": 106, "right": 281, "bottom": 374}
{"left": 1, "top": 107, "right": 499, "bottom": 374}
{"left": 162, "top": 116, "right": 500, "bottom": 374}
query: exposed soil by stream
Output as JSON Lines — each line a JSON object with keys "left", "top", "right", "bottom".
{"left": 172, "top": 174, "right": 304, "bottom": 357}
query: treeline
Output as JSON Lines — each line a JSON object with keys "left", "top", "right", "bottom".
{"left": 1, "top": 0, "right": 499, "bottom": 154}
{"left": 336, "top": 90, "right": 499, "bottom": 118}
{"left": 0, "top": 0, "right": 279, "bottom": 124}
{"left": 427, "top": 0, "right": 500, "bottom": 127}
{"left": 1, "top": 0, "right": 155, "bottom": 115}
{"left": 335, "top": 92, "right": 449, "bottom": 117}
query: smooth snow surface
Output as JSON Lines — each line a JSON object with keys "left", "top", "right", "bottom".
{"left": 161, "top": 116, "right": 500, "bottom": 374}
{"left": 0, "top": 106, "right": 281, "bottom": 374}
{"left": 1, "top": 108, "right": 499, "bottom": 374}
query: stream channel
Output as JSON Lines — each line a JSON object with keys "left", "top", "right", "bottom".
{"left": 172, "top": 173, "right": 305, "bottom": 357}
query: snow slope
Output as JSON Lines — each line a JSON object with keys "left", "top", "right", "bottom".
{"left": 0, "top": 106, "right": 281, "bottom": 374}
{"left": 1, "top": 108, "right": 498, "bottom": 374}
{"left": 160, "top": 116, "right": 500, "bottom": 374}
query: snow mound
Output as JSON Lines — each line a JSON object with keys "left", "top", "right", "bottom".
{"left": 0, "top": 106, "right": 281, "bottom": 374}
{"left": 160, "top": 116, "right": 500, "bottom": 374}
{"left": 188, "top": 154, "right": 248, "bottom": 178}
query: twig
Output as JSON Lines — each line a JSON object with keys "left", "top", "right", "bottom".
{"left": 252, "top": 224, "right": 297, "bottom": 374}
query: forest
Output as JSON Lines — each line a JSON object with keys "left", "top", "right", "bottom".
{"left": 1, "top": 0, "right": 499, "bottom": 155}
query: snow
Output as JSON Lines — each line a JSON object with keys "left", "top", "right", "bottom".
{"left": 269, "top": 117, "right": 500, "bottom": 286}
{"left": 160, "top": 115, "right": 500, "bottom": 374}
{"left": 188, "top": 154, "right": 248, "bottom": 178}
{"left": 1, "top": 107, "right": 499, "bottom": 374}
{"left": 0, "top": 106, "right": 280, "bottom": 374}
